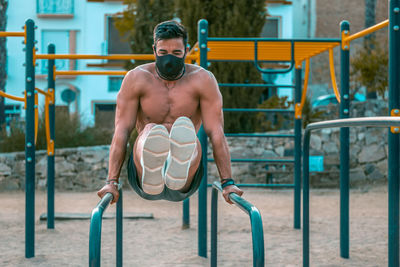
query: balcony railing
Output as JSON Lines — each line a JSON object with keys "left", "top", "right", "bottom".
{"left": 37, "top": 0, "right": 74, "bottom": 16}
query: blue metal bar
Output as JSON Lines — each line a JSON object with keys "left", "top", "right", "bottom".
{"left": 47, "top": 44, "right": 55, "bottom": 230}
{"left": 388, "top": 2, "right": 400, "bottom": 266}
{"left": 25, "top": 19, "right": 35, "bottom": 259}
{"left": 207, "top": 183, "right": 295, "bottom": 188}
{"left": 254, "top": 39, "right": 295, "bottom": 74}
{"left": 116, "top": 190, "right": 123, "bottom": 267}
{"left": 218, "top": 83, "right": 295, "bottom": 88}
{"left": 225, "top": 133, "right": 295, "bottom": 138}
{"left": 89, "top": 193, "right": 113, "bottom": 267}
{"left": 340, "top": 20, "right": 350, "bottom": 259}
{"left": 294, "top": 68, "right": 302, "bottom": 230}
{"left": 223, "top": 108, "right": 294, "bottom": 113}
{"left": 211, "top": 188, "right": 218, "bottom": 267}
{"left": 207, "top": 37, "right": 341, "bottom": 42}
{"left": 302, "top": 117, "right": 400, "bottom": 267}
{"left": 211, "top": 182, "right": 265, "bottom": 266}
{"left": 198, "top": 19, "right": 209, "bottom": 258}
{"left": 208, "top": 158, "right": 294, "bottom": 163}
{"left": 182, "top": 198, "right": 190, "bottom": 229}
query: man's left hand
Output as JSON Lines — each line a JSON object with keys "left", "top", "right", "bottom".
{"left": 222, "top": 185, "right": 243, "bottom": 204}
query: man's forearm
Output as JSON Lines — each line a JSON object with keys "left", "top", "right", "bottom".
{"left": 210, "top": 133, "right": 232, "bottom": 180}
{"left": 107, "top": 130, "right": 130, "bottom": 181}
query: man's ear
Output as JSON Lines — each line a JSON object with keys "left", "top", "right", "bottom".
{"left": 152, "top": 44, "right": 156, "bottom": 54}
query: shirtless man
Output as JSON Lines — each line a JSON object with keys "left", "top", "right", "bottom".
{"left": 97, "top": 20, "right": 243, "bottom": 204}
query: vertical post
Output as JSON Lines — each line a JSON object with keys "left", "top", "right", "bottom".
{"left": 197, "top": 18, "right": 209, "bottom": 258}
{"left": 25, "top": 19, "right": 35, "bottom": 259}
{"left": 182, "top": 198, "right": 190, "bottom": 229}
{"left": 388, "top": 1, "right": 400, "bottom": 266}
{"left": 116, "top": 189, "right": 123, "bottom": 267}
{"left": 47, "top": 44, "right": 55, "bottom": 229}
{"left": 210, "top": 188, "right": 218, "bottom": 267}
{"left": 302, "top": 131, "right": 311, "bottom": 267}
{"left": 340, "top": 20, "right": 350, "bottom": 259}
{"left": 294, "top": 65, "right": 302, "bottom": 229}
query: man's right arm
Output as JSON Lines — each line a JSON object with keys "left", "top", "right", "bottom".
{"left": 97, "top": 70, "right": 140, "bottom": 203}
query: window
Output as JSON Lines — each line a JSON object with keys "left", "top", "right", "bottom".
{"left": 37, "top": 0, "right": 74, "bottom": 17}
{"left": 108, "top": 76, "right": 124, "bottom": 92}
{"left": 261, "top": 17, "right": 281, "bottom": 38}
{"left": 41, "top": 30, "right": 77, "bottom": 74}
{"left": 94, "top": 103, "right": 116, "bottom": 129}
{"left": 107, "top": 17, "right": 131, "bottom": 55}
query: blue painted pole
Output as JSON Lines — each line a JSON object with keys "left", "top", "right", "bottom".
{"left": 182, "top": 198, "right": 190, "bottom": 229}
{"left": 294, "top": 66, "right": 302, "bottom": 229}
{"left": 116, "top": 190, "right": 123, "bottom": 267}
{"left": 210, "top": 188, "right": 218, "bottom": 267}
{"left": 388, "top": 1, "right": 400, "bottom": 266}
{"left": 47, "top": 44, "right": 55, "bottom": 229}
{"left": 340, "top": 20, "right": 350, "bottom": 259}
{"left": 25, "top": 19, "right": 36, "bottom": 259}
{"left": 197, "top": 19, "right": 209, "bottom": 258}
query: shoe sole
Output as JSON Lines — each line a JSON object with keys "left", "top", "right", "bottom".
{"left": 141, "top": 125, "right": 169, "bottom": 195}
{"left": 165, "top": 117, "right": 197, "bottom": 190}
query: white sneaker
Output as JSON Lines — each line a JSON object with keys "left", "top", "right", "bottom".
{"left": 164, "top": 117, "right": 197, "bottom": 190}
{"left": 140, "top": 125, "right": 169, "bottom": 195}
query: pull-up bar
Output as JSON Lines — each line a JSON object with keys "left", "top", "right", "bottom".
{"left": 35, "top": 53, "right": 198, "bottom": 61}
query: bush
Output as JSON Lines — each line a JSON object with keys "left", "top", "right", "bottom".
{"left": 0, "top": 109, "right": 117, "bottom": 153}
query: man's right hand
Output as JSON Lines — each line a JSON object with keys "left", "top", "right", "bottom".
{"left": 97, "top": 184, "right": 120, "bottom": 204}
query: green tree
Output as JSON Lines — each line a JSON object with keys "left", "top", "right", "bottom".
{"left": 0, "top": 0, "right": 8, "bottom": 128}
{"left": 115, "top": 0, "right": 175, "bottom": 69}
{"left": 351, "top": 39, "right": 388, "bottom": 99}
{"left": 176, "top": 0, "right": 267, "bottom": 132}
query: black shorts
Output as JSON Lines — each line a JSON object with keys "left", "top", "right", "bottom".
{"left": 127, "top": 152, "right": 204, "bottom": 202}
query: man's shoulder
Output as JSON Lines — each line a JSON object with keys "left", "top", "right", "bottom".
{"left": 126, "top": 63, "right": 155, "bottom": 79}
{"left": 185, "top": 64, "right": 213, "bottom": 80}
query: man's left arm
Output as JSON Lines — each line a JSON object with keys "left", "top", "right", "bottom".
{"left": 199, "top": 71, "right": 243, "bottom": 204}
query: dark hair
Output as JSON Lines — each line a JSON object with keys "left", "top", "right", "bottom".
{"left": 153, "top": 20, "right": 188, "bottom": 48}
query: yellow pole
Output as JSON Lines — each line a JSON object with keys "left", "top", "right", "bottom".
{"left": 36, "top": 87, "right": 52, "bottom": 98}
{"left": 55, "top": 70, "right": 128, "bottom": 76}
{"left": 0, "top": 32, "right": 25, "bottom": 37}
{"left": 329, "top": 47, "right": 341, "bottom": 103}
{"left": 344, "top": 19, "right": 389, "bottom": 43}
{"left": 36, "top": 54, "right": 198, "bottom": 61}
{"left": 0, "top": 90, "right": 26, "bottom": 103}
{"left": 34, "top": 92, "right": 39, "bottom": 145}
{"left": 294, "top": 58, "right": 310, "bottom": 119}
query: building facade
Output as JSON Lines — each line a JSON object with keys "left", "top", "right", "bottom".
{"left": 4, "top": 0, "right": 305, "bottom": 127}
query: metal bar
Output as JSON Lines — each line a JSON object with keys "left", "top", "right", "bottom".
{"left": 198, "top": 19, "right": 209, "bottom": 259}
{"left": 294, "top": 67, "right": 302, "bottom": 230}
{"left": 35, "top": 87, "right": 51, "bottom": 97}
{"left": 36, "top": 53, "right": 198, "bottom": 60}
{"left": 254, "top": 39, "right": 295, "bottom": 74}
{"left": 208, "top": 158, "right": 295, "bottom": 163}
{"left": 0, "top": 90, "right": 26, "bottom": 102}
{"left": 329, "top": 48, "right": 341, "bottom": 103}
{"left": 223, "top": 108, "right": 294, "bottom": 113}
{"left": 207, "top": 37, "right": 341, "bottom": 42}
{"left": 0, "top": 31, "right": 25, "bottom": 37}
{"left": 89, "top": 193, "right": 113, "bottom": 267}
{"left": 55, "top": 70, "right": 127, "bottom": 76}
{"left": 218, "top": 83, "right": 295, "bottom": 88}
{"left": 212, "top": 182, "right": 265, "bottom": 266}
{"left": 344, "top": 19, "right": 389, "bottom": 43}
{"left": 47, "top": 44, "right": 55, "bottom": 230}
{"left": 340, "top": 20, "right": 350, "bottom": 259}
{"left": 302, "top": 117, "right": 400, "bottom": 267}
{"left": 224, "top": 133, "right": 295, "bottom": 138}
{"left": 207, "top": 183, "right": 295, "bottom": 188}
{"left": 116, "top": 190, "right": 123, "bottom": 267}
{"left": 211, "top": 188, "right": 218, "bottom": 267}
{"left": 25, "top": 19, "right": 35, "bottom": 259}
{"left": 388, "top": 2, "right": 400, "bottom": 266}
{"left": 182, "top": 198, "right": 190, "bottom": 229}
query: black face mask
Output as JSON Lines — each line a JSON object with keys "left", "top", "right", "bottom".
{"left": 155, "top": 51, "right": 186, "bottom": 81}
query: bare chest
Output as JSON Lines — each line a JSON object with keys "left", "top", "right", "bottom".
{"left": 138, "top": 82, "right": 200, "bottom": 124}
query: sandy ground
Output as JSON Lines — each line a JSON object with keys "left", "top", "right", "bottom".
{"left": 0, "top": 186, "right": 389, "bottom": 266}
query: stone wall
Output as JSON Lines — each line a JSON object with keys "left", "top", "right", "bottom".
{"left": 0, "top": 100, "right": 390, "bottom": 191}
